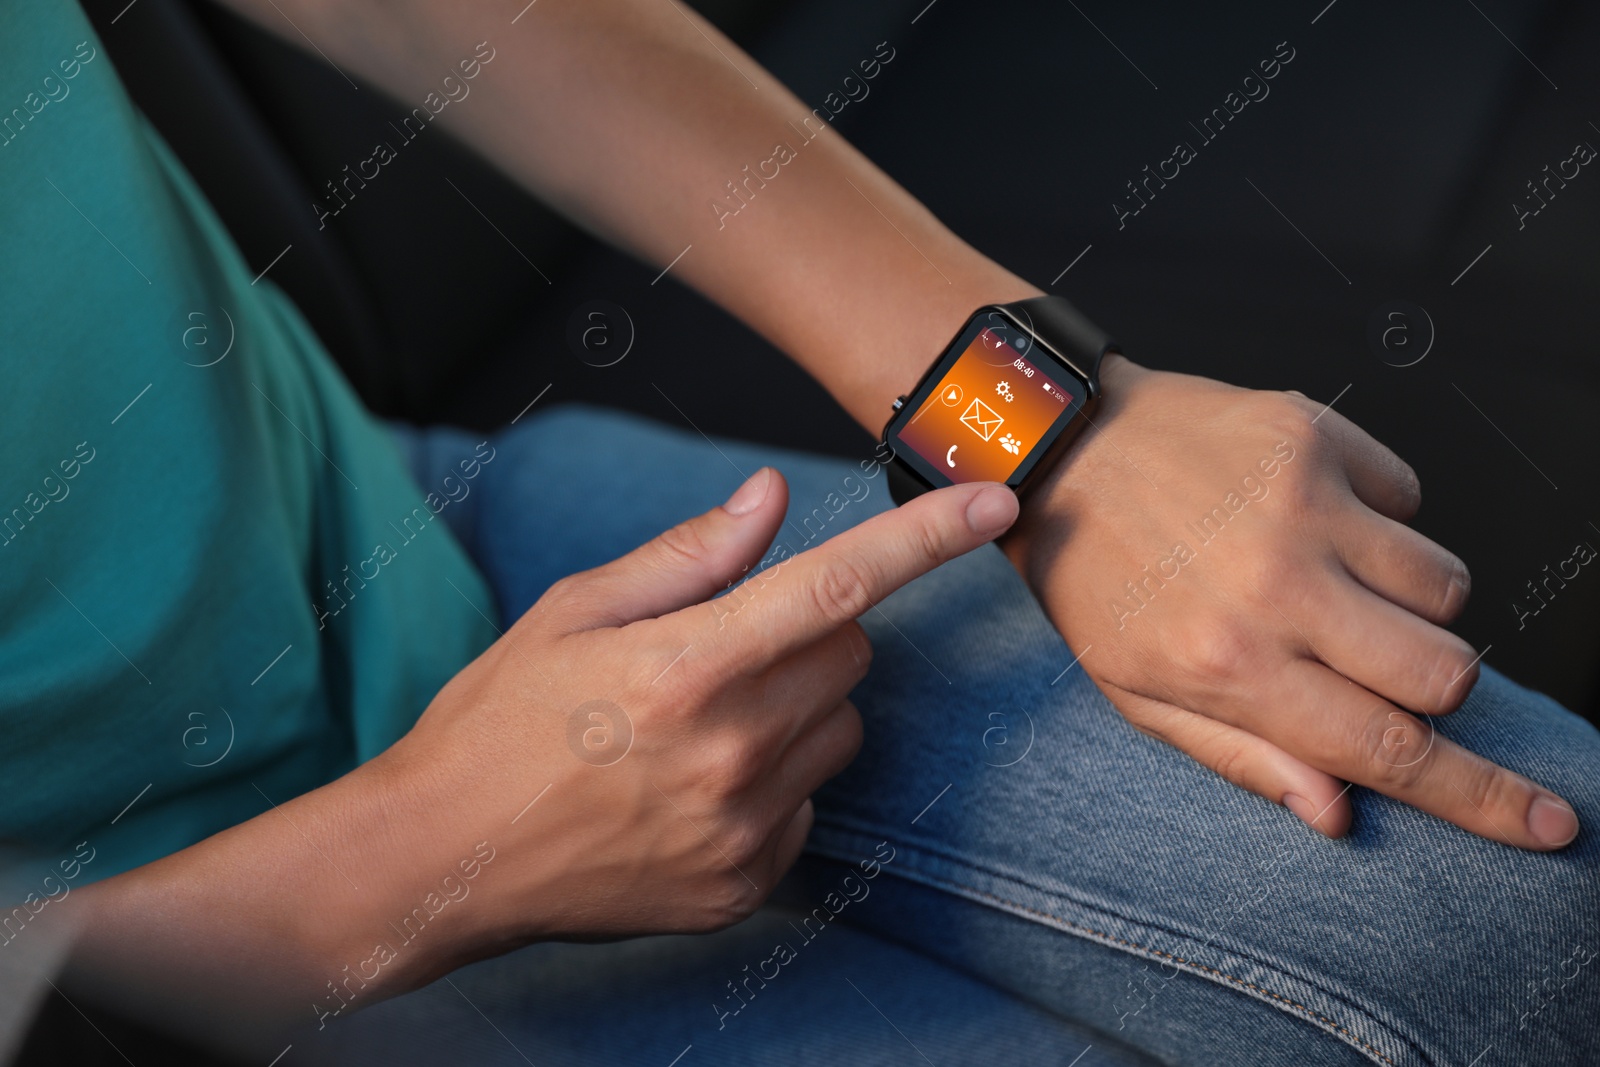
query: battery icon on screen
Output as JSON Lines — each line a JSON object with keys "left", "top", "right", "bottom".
{"left": 1042, "top": 382, "right": 1066, "bottom": 403}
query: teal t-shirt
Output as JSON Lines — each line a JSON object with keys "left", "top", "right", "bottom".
{"left": 0, "top": 1, "right": 498, "bottom": 884}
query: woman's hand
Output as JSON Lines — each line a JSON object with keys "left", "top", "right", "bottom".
{"left": 1003, "top": 356, "right": 1579, "bottom": 850}
{"left": 374, "top": 467, "right": 1019, "bottom": 958}
{"left": 65, "top": 468, "right": 1019, "bottom": 1041}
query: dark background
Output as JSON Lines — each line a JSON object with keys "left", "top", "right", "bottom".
{"left": 88, "top": 0, "right": 1600, "bottom": 721}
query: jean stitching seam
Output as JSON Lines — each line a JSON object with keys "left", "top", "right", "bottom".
{"left": 820, "top": 812, "right": 1402, "bottom": 1029}
{"left": 925, "top": 868, "right": 1400, "bottom": 1067}
{"left": 828, "top": 814, "right": 1345, "bottom": 977}
{"left": 809, "top": 825, "right": 1418, "bottom": 1067}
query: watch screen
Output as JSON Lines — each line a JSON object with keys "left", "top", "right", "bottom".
{"left": 889, "top": 311, "right": 1087, "bottom": 489}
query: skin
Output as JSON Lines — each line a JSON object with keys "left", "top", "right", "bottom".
{"left": 43, "top": 0, "right": 1577, "bottom": 1049}
{"left": 68, "top": 473, "right": 1020, "bottom": 1044}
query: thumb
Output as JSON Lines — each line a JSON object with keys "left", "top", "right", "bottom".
{"left": 550, "top": 467, "right": 789, "bottom": 630}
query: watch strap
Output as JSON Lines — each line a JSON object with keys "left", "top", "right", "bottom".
{"left": 996, "top": 294, "right": 1117, "bottom": 386}
{"left": 885, "top": 452, "right": 927, "bottom": 507}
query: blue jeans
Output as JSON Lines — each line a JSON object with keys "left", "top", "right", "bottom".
{"left": 314, "top": 405, "right": 1599, "bottom": 1067}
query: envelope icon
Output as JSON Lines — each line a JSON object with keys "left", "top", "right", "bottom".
{"left": 959, "top": 398, "right": 1004, "bottom": 442}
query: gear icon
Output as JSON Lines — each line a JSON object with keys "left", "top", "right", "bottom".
{"left": 995, "top": 380, "right": 1014, "bottom": 402}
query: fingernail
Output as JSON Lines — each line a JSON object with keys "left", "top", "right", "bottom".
{"left": 965, "top": 485, "right": 1019, "bottom": 537}
{"left": 1528, "top": 795, "right": 1579, "bottom": 848}
{"left": 723, "top": 467, "right": 770, "bottom": 516}
{"left": 1283, "top": 793, "right": 1317, "bottom": 825}
{"left": 1448, "top": 556, "right": 1472, "bottom": 613}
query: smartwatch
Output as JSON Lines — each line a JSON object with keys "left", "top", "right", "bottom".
{"left": 881, "top": 295, "right": 1118, "bottom": 505}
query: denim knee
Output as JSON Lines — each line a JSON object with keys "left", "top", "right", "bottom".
{"left": 1354, "top": 667, "right": 1599, "bottom": 1065}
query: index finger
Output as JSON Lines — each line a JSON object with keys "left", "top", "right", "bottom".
{"left": 690, "top": 480, "right": 1018, "bottom": 666}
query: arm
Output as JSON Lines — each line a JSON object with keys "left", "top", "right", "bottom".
{"left": 48, "top": 7, "right": 1020, "bottom": 1046}
{"left": 208, "top": 0, "right": 1575, "bottom": 849}
{"left": 58, "top": 475, "right": 1019, "bottom": 1047}
{"left": 222, "top": 0, "right": 1030, "bottom": 430}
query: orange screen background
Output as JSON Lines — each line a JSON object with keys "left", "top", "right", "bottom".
{"left": 895, "top": 328, "right": 1071, "bottom": 483}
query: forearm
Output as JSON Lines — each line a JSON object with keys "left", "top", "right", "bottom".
{"left": 220, "top": 0, "right": 1042, "bottom": 431}
{"left": 55, "top": 754, "right": 474, "bottom": 1045}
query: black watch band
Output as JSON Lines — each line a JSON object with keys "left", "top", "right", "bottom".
{"left": 886, "top": 439, "right": 936, "bottom": 506}
{"left": 996, "top": 294, "right": 1118, "bottom": 386}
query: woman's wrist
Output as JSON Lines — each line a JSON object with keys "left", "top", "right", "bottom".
{"left": 286, "top": 746, "right": 511, "bottom": 1014}
{"left": 998, "top": 352, "right": 1152, "bottom": 573}
{"left": 829, "top": 261, "right": 1045, "bottom": 435}
{"left": 61, "top": 750, "right": 483, "bottom": 1040}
